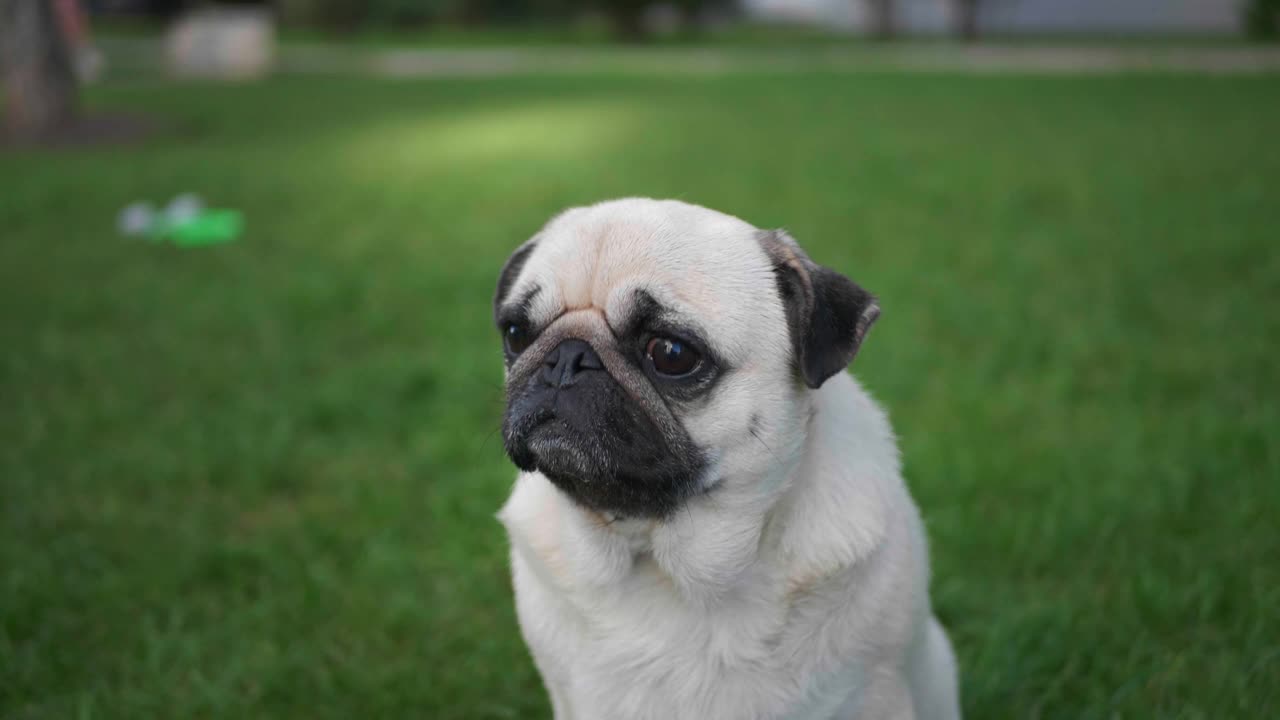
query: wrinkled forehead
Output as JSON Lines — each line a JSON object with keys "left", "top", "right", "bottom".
{"left": 504, "top": 204, "right": 774, "bottom": 343}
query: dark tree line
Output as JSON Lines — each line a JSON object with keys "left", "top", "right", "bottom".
{"left": 69, "top": 0, "right": 728, "bottom": 41}
{"left": 277, "top": 0, "right": 728, "bottom": 41}
{"left": 77, "top": 0, "right": 987, "bottom": 43}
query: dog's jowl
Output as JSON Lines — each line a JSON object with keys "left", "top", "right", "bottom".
{"left": 494, "top": 198, "right": 961, "bottom": 720}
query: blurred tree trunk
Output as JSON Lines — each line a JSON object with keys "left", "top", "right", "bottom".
{"left": 1, "top": 0, "right": 79, "bottom": 138}
{"left": 865, "top": 0, "right": 893, "bottom": 40}
{"left": 1244, "top": 0, "right": 1280, "bottom": 40}
{"left": 954, "top": 0, "right": 980, "bottom": 41}
{"left": 607, "top": 0, "right": 648, "bottom": 42}
{"left": 677, "top": 1, "right": 700, "bottom": 36}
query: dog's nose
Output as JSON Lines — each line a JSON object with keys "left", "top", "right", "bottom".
{"left": 542, "top": 339, "right": 604, "bottom": 387}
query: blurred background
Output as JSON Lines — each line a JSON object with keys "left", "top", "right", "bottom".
{"left": 2, "top": 0, "right": 1278, "bottom": 717}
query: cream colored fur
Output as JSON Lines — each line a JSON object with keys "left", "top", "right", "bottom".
{"left": 497, "top": 199, "right": 960, "bottom": 720}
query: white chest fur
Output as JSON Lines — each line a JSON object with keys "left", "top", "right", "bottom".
{"left": 499, "top": 376, "right": 958, "bottom": 720}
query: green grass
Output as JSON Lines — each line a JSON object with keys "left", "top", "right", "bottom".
{"left": 2, "top": 69, "right": 1278, "bottom": 718}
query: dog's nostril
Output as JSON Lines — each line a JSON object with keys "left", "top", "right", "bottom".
{"left": 577, "top": 350, "right": 604, "bottom": 371}
{"left": 541, "top": 339, "right": 603, "bottom": 387}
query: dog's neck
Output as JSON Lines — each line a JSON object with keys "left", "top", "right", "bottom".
{"left": 500, "top": 374, "right": 895, "bottom": 611}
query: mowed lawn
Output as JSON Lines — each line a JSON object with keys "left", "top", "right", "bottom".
{"left": 2, "top": 69, "right": 1278, "bottom": 719}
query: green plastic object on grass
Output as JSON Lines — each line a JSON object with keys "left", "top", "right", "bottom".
{"left": 158, "top": 210, "right": 245, "bottom": 247}
{"left": 119, "top": 195, "right": 244, "bottom": 247}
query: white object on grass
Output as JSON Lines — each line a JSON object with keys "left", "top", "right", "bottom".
{"left": 118, "top": 203, "right": 156, "bottom": 236}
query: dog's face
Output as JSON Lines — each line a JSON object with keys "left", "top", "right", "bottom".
{"left": 495, "top": 199, "right": 879, "bottom": 519}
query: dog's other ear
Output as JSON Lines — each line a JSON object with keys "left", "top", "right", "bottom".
{"left": 493, "top": 238, "right": 538, "bottom": 323}
{"left": 758, "top": 230, "right": 880, "bottom": 389}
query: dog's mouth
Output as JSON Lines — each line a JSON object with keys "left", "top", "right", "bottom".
{"left": 502, "top": 405, "right": 698, "bottom": 518}
{"left": 499, "top": 357, "right": 708, "bottom": 518}
{"left": 502, "top": 405, "right": 553, "bottom": 470}
{"left": 505, "top": 410, "right": 595, "bottom": 479}
{"left": 525, "top": 421, "right": 587, "bottom": 469}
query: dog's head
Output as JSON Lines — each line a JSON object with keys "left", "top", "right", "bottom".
{"left": 495, "top": 199, "right": 879, "bottom": 519}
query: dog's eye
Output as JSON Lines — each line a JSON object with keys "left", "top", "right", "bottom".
{"left": 505, "top": 323, "right": 533, "bottom": 355}
{"left": 646, "top": 337, "right": 700, "bottom": 377}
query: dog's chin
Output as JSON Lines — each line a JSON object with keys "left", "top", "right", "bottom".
{"left": 505, "top": 421, "right": 689, "bottom": 519}
{"left": 524, "top": 424, "right": 593, "bottom": 489}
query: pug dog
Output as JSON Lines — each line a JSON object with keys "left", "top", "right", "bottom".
{"left": 495, "top": 199, "right": 960, "bottom": 720}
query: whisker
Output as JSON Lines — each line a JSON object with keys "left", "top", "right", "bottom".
{"left": 481, "top": 424, "right": 502, "bottom": 447}
{"left": 749, "top": 427, "right": 781, "bottom": 465}
{"left": 477, "top": 423, "right": 506, "bottom": 460}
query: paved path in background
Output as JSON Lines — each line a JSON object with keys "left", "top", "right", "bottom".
{"left": 101, "top": 38, "right": 1280, "bottom": 78}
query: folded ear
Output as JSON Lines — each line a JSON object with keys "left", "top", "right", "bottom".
{"left": 757, "top": 230, "right": 881, "bottom": 389}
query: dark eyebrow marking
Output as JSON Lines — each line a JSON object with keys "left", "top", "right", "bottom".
{"left": 496, "top": 286, "right": 541, "bottom": 330}
{"left": 493, "top": 239, "right": 539, "bottom": 323}
{"left": 621, "top": 289, "right": 664, "bottom": 337}
{"left": 623, "top": 290, "right": 715, "bottom": 353}
{"left": 623, "top": 289, "right": 729, "bottom": 404}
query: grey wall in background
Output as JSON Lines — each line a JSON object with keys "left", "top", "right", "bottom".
{"left": 742, "top": 0, "right": 1242, "bottom": 35}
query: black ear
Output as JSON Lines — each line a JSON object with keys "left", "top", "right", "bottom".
{"left": 493, "top": 239, "right": 538, "bottom": 324}
{"left": 758, "top": 230, "right": 880, "bottom": 389}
